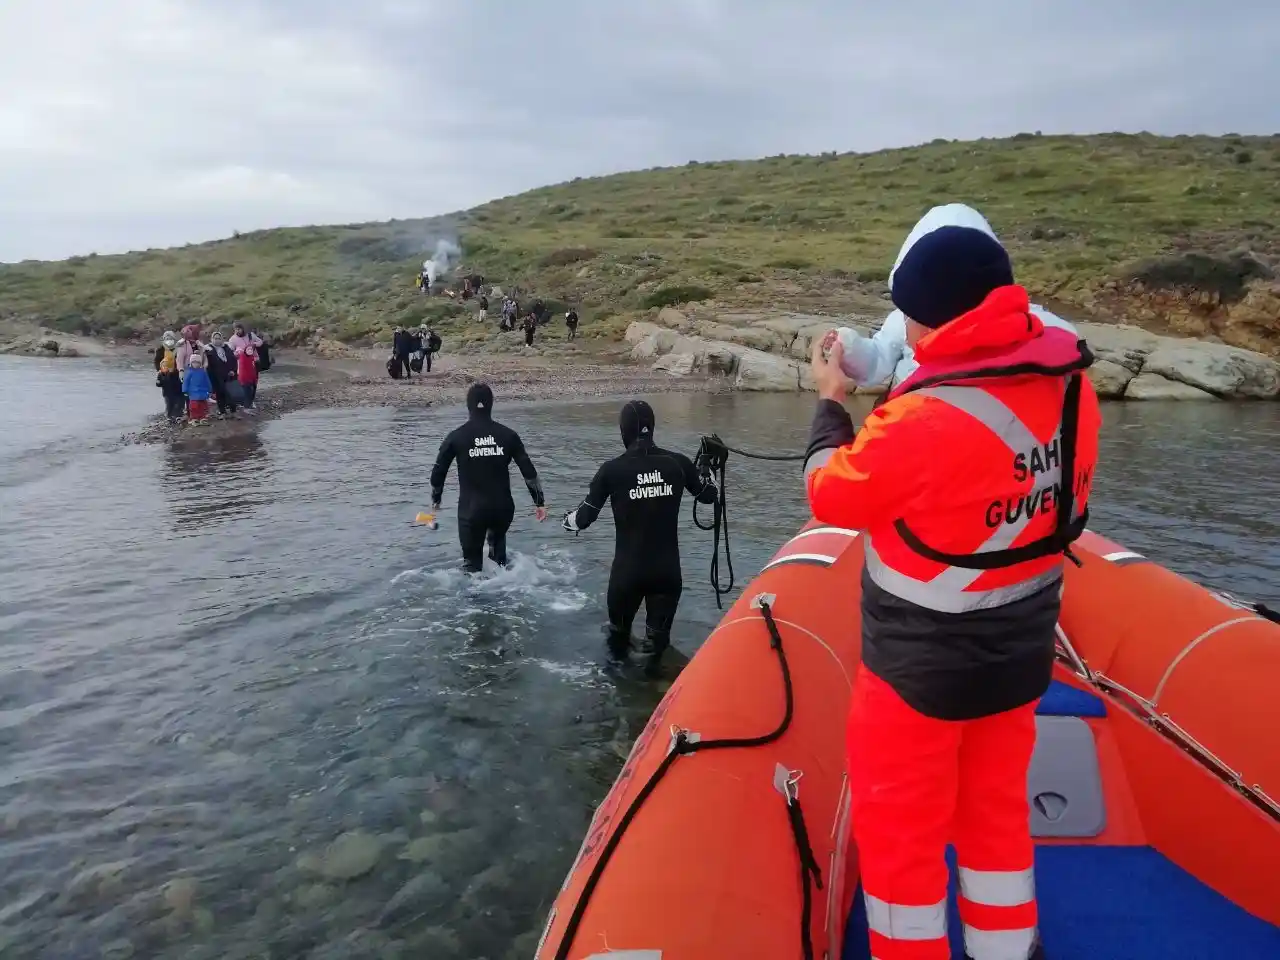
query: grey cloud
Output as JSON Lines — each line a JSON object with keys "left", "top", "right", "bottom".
{"left": 1, "top": 0, "right": 1277, "bottom": 261}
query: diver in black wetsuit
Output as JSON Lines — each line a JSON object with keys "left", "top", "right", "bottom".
{"left": 561, "top": 400, "right": 717, "bottom": 676}
{"left": 430, "top": 383, "right": 548, "bottom": 572}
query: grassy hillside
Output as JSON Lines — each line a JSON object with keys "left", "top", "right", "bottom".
{"left": 3, "top": 132, "right": 1279, "bottom": 355}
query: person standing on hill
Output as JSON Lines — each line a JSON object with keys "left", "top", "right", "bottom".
{"left": 522, "top": 312, "right": 537, "bottom": 348}
{"left": 430, "top": 383, "right": 548, "bottom": 572}
{"left": 804, "top": 224, "right": 1101, "bottom": 960}
{"left": 478, "top": 293, "right": 489, "bottom": 325}
{"left": 565, "top": 308, "right": 579, "bottom": 341}
{"left": 561, "top": 400, "right": 718, "bottom": 677}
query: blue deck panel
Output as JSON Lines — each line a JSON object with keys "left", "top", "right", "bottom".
{"left": 1037, "top": 679, "right": 1107, "bottom": 718}
{"left": 843, "top": 845, "right": 1280, "bottom": 960}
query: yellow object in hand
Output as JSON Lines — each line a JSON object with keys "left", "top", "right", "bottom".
{"left": 414, "top": 512, "right": 438, "bottom": 530}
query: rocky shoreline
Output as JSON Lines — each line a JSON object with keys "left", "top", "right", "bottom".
{"left": 622, "top": 307, "right": 1280, "bottom": 400}
{"left": 9, "top": 303, "right": 1278, "bottom": 450}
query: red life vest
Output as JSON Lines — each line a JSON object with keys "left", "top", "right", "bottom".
{"left": 863, "top": 306, "right": 1097, "bottom": 614}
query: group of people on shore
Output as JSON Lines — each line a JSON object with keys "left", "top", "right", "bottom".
{"left": 154, "top": 322, "right": 270, "bottom": 423}
{"left": 496, "top": 296, "right": 579, "bottom": 346}
{"left": 386, "top": 286, "right": 584, "bottom": 381}
{"left": 388, "top": 325, "right": 443, "bottom": 379}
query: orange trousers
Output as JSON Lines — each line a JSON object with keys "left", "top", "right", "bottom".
{"left": 847, "top": 665, "right": 1040, "bottom": 960}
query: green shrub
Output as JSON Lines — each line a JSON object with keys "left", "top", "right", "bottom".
{"left": 1126, "top": 252, "right": 1271, "bottom": 302}
{"left": 539, "top": 247, "right": 599, "bottom": 267}
{"left": 640, "top": 285, "right": 713, "bottom": 309}
{"left": 768, "top": 257, "right": 813, "bottom": 270}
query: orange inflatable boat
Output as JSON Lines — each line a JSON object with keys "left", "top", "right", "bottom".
{"left": 535, "top": 525, "right": 1280, "bottom": 960}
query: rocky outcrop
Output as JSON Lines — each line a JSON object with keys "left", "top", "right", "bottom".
{"left": 1085, "top": 360, "right": 1135, "bottom": 399}
{"left": 1077, "top": 322, "right": 1280, "bottom": 400}
{"left": 0, "top": 335, "right": 80, "bottom": 357}
{"left": 628, "top": 321, "right": 806, "bottom": 390}
{"left": 625, "top": 310, "right": 1280, "bottom": 400}
{"left": 1124, "top": 373, "right": 1218, "bottom": 401}
{"left": 1142, "top": 342, "right": 1280, "bottom": 398}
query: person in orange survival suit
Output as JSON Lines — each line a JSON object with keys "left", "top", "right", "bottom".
{"left": 804, "top": 223, "right": 1101, "bottom": 960}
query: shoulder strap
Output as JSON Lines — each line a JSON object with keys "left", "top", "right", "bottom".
{"left": 894, "top": 373, "right": 1088, "bottom": 571}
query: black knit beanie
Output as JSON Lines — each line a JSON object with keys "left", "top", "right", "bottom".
{"left": 890, "top": 225, "right": 1014, "bottom": 329}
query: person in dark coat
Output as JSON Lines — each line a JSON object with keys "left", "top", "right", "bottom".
{"left": 205, "top": 331, "right": 239, "bottom": 417}
{"left": 392, "top": 326, "right": 413, "bottom": 379}
{"left": 424, "top": 327, "right": 442, "bottom": 372}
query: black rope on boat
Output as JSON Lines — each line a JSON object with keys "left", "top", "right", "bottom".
{"left": 1253, "top": 601, "right": 1279, "bottom": 625}
{"left": 552, "top": 600, "right": 821, "bottom": 960}
{"left": 692, "top": 435, "right": 808, "bottom": 610}
{"left": 784, "top": 783, "right": 825, "bottom": 960}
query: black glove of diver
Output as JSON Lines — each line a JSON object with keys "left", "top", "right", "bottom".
{"left": 561, "top": 509, "right": 579, "bottom": 534}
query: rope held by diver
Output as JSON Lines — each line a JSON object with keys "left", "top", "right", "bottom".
{"left": 690, "top": 435, "right": 807, "bottom": 609}
{"left": 718, "top": 441, "right": 807, "bottom": 462}
{"left": 552, "top": 600, "right": 822, "bottom": 960}
{"left": 693, "top": 435, "right": 735, "bottom": 608}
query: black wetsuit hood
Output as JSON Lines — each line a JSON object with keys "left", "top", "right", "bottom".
{"left": 620, "top": 400, "right": 655, "bottom": 448}
{"left": 467, "top": 383, "right": 494, "bottom": 418}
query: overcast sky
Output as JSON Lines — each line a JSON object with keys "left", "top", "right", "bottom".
{"left": 1, "top": 0, "right": 1277, "bottom": 263}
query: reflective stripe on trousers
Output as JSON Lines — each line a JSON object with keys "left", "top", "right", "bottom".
{"left": 865, "top": 384, "right": 1072, "bottom": 614}
{"left": 959, "top": 866, "right": 1038, "bottom": 960}
{"left": 848, "top": 666, "right": 1040, "bottom": 960}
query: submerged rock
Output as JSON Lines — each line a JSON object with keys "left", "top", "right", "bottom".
{"left": 162, "top": 877, "right": 198, "bottom": 917}
{"left": 377, "top": 871, "right": 450, "bottom": 927}
{"left": 300, "top": 830, "right": 384, "bottom": 881}
{"left": 293, "top": 883, "right": 337, "bottom": 910}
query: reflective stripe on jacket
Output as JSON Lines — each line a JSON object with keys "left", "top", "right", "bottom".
{"left": 863, "top": 380, "right": 1082, "bottom": 614}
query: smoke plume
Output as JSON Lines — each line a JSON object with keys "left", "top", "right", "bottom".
{"left": 423, "top": 238, "right": 462, "bottom": 285}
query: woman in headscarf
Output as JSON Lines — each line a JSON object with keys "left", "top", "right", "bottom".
{"left": 206, "top": 330, "right": 239, "bottom": 417}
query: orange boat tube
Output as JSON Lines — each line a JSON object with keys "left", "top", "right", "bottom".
{"left": 536, "top": 524, "right": 1280, "bottom": 959}
{"left": 536, "top": 524, "right": 866, "bottom": 960}
{"left": 1056, "top": 529, "right": 1280, "bottom": 925}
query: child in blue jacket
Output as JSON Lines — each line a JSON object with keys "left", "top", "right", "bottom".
{"left": 184, "top": 349, "right": 214, "bottom": 424}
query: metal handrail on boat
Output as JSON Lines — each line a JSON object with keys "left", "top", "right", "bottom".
{"left": 1054, "top": 625, "right": 1280, "bottom": 822}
